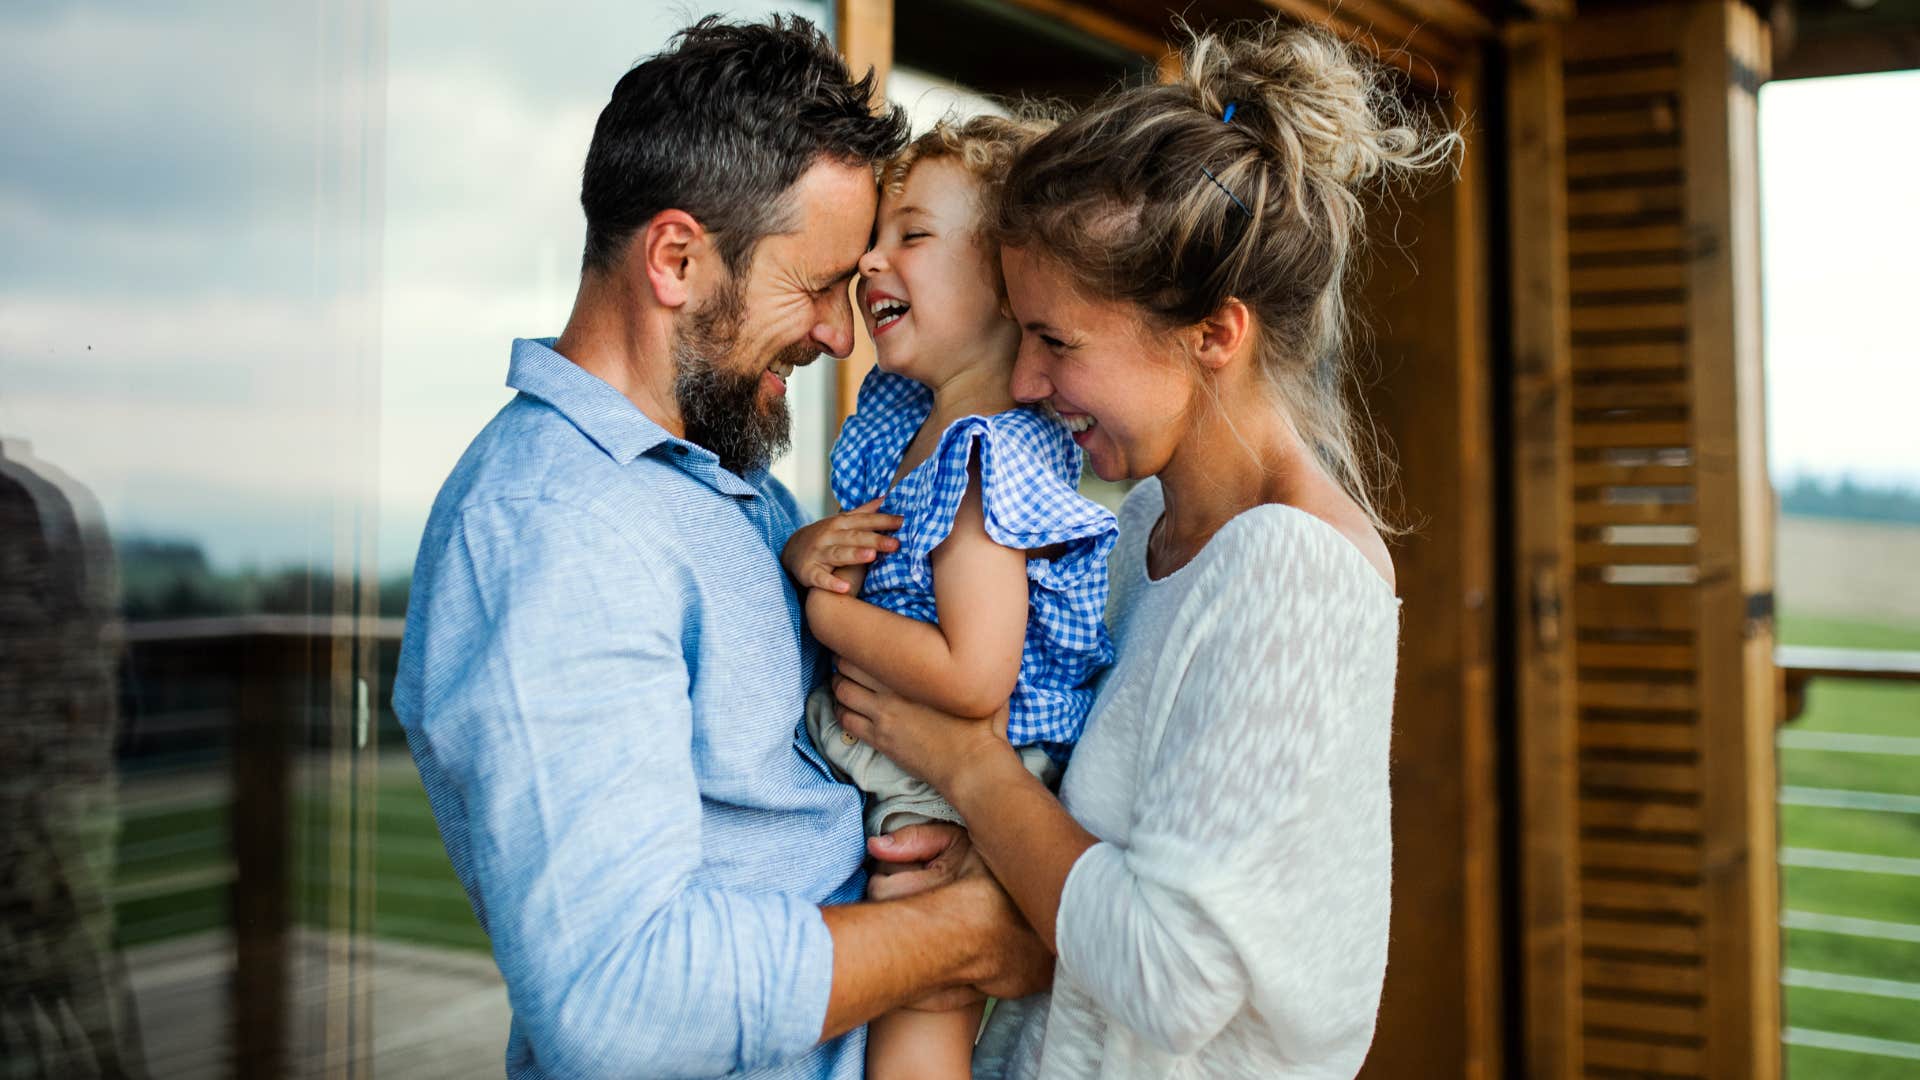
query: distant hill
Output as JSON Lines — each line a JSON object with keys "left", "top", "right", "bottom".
{"left": 1777, "top": 476, "right": 1920, "bottom": 526}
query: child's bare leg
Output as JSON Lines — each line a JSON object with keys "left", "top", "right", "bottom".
{"left": 866, "top": 999, "right": 986, "bottom": 1080}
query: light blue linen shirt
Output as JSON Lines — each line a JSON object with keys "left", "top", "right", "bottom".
{"left": 393, "top": 338, "right": 867, "bottom": 1080}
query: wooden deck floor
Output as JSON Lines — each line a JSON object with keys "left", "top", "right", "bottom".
{"left": 126, "top": 929, "right": 510, "bottom": 1078}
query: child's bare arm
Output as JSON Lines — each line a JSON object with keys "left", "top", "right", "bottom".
{"left": 806, "top": 468, "right": 1028, "bottom": 718}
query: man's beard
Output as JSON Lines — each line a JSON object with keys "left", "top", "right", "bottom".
{"left": 670, "top": 277, "right": 812, "bottom": 476}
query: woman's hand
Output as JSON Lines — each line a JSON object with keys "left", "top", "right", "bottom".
{"left": 781, "top": 499, "right": 903, "bottom": 594}
{"left": 832, "top": 659, "right": 1015, "bottom": 796}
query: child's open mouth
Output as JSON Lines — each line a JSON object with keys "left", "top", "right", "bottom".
{"left": 869, "top": 296, "right": 910, "bottom": 336}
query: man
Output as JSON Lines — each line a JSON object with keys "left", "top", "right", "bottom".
{"left": 393, "top": 16, "right": 1049, "bottom": 1079}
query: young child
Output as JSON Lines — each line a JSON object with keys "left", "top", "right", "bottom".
{"left": 780, "top": 116, "right": 1119, "bottom": 1077}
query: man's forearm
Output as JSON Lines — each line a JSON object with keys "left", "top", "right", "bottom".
{"left": 818, "top": 881, "right": 986, "bottom": 1039}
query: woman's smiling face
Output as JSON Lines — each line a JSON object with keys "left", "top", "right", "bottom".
{"left": 1002, "top": 245, "right": 1197, "bottom": 483}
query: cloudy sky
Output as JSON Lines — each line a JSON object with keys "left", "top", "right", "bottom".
{"left": 1758, "top": 69, "right": 1920, "bottom": 489}
{"left": 0, "top": 4, "right": 1912, "bottom": 576}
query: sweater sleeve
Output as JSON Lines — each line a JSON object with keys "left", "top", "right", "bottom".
{"left": 1052, "top": 513, "right": 1399, "bottom": 1062}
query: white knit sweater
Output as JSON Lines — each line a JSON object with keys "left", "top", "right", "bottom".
{"left": 973, "top": 478, "right": 1401, "bottom": 1079}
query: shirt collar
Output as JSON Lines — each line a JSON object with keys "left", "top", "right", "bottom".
{"left": 507, "top": 337, "right": 762, "bottom": 498}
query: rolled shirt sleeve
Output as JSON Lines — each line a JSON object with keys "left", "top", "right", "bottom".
{"left": 403, "top": 496, "right": 832, "bottom": 1077}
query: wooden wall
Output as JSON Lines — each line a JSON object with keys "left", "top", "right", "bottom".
{"left": 1356, "top": 55, "right": 1505, "bottom": 1080}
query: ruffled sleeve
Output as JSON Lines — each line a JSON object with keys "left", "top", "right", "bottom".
{"left": 828, "top": 366, "right": 930, "bottom": 512}
{"left": 911, "top": 408, "right": 1117, "bottom": 582}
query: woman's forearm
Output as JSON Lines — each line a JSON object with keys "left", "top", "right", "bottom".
{"left": 947, "top": 750, "right": 1099, "bottom": 953}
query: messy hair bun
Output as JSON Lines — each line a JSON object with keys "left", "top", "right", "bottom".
{"left": 992, "top": 20, "right": 1458, "bottom": 531}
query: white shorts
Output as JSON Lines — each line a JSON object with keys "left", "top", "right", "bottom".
{"left": 804, "top": 686, "right": 1061, "bottom": 836}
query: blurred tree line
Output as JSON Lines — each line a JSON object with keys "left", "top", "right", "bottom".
{"left": 116, "top": 537, "right": 411, "bottom": 620}
{"left": 1778, "top": 475, "right": 1920, "bottom": 525}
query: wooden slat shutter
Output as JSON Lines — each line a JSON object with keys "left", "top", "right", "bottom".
{"left": 1512, "top": 2, "right": 1780, "bottom": 1077}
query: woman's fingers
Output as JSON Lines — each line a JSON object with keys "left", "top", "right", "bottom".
{"left": 836, "top": 659, "right": 878, "bottom": 690}
{"left": 835, "top": 705, "right": 874, "bottom": 742}
{"left": 832, "top": 673, "right": 879, "bottom": 717}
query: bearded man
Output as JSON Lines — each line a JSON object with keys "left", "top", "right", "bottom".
{"left": 392, "top": 16, "right": 1050, "bottom": 1079}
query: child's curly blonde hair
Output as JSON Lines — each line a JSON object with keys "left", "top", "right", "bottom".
{"left": 877, "top": 113, "right": 1055, "bottom": 291}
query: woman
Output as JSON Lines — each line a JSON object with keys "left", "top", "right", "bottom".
{"left": 833, "top": 20, "right": 1457, "bottom": 1079}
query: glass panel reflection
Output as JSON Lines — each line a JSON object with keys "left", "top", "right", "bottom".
{"left": 3, "top": 2, "right": 827, "bottom": 1076}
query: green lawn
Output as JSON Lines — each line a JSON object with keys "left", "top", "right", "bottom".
{"left": 1775, "top": 612, "right": 1920, "bottom": 1077}
{"left": 114, "top": 761, "right": 486, "bottom": 953}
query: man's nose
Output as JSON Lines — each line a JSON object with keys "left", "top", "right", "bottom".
{"left": 1010, "top": 343, "right": 1051, "bottom": 403}
{"left": 813, "top": 289, "right": 856, "bottom": 359}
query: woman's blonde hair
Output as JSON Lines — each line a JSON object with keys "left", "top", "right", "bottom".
{"left": 990, "top": 21, "right": 1459, "bottom": 532}
{"left": 878, "top": 113, "right": 1055, "bottom": 291}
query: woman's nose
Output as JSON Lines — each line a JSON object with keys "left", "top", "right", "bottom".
{"left": 1010, "top": 344, "right": 1051, "bottom": 403}
{"left": 857, "top": 245, "right": 886, "bottom": 277}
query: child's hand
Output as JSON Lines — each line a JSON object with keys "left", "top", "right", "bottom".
{"left": 782, "top": 498, "right": 904, "bottom": 594}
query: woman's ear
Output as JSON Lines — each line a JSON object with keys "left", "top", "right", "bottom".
{"left": 1192, "top": 297, "right": 1252, "bottom": 373}
{"left": 634, "top": 209, "right": 706, "bottom": 310}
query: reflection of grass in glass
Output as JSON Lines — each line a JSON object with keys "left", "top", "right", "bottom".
{"left": 114, "top": 760, "right": 486, "bottom": 953}
{"left": 294, "top": 768, "right": 489, "bottom": 952}
{"left": 1778, "top": 613, "right": 1920, "bottom": 1075}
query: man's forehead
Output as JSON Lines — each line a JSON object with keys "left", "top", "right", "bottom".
{"left": 775, "top": 160, "right": 875, "bottom": 275}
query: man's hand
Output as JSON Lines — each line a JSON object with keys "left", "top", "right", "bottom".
{"left": 781, "top": 498, "right": 903, "bottom": 594}
{"left": 881, "top": 828, "right": 1053, "bottom": 1005}
{"left": 866, "top": 822, "right": 971, "bottom": 901}
{"left": 953, "top": 867, "right": 1055, "bottom": 1001}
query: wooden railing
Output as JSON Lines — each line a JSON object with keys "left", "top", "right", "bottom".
{"left": 118, "top": 615, "right": 401, "bottom": 1078}
{"left": 1778, "top": 645, "right": 1920, "bottom": 724}
{"left": 1772, "top": 645, "right": 1920, "bottom": 1070}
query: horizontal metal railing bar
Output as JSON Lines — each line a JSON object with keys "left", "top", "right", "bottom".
{"left": 1778, "top": 730, "right": 1920, "bottom": 757}
{"left": 123, "top": 614, "right": 406, "bottom": 644}
{"left": 1782, "top": 847, "right": 1920, "bottom": 878}
{"left": 1784, "top": 968, "right": 1920, "bottom": 1002}
{"left": 1783, "top": 909, "right": 1920, "bottom": 944}
{"left": 1777, "top": 645, "right": 1920, "bottom": 683}
{"left": 112, "top": 863, "right": 237, "bottom": 903}
{"left": 1780, "top": 786, "right": 1920, "bottom": 816}
{"left": 1784, "top": 1027, "right": 1920, "bottom": 1063}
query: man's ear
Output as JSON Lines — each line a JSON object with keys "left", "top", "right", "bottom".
{"left": 1193, "top": 297, "right": 1252, "bottom": 373}
{"left": 632, "top": 209, "right": 705, "bottom": 310}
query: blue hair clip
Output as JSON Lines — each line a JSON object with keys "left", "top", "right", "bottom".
{"left": 1202, "top": 102, "right": 1253, "bottom": 221}
{"left": 1201, "top": 166, "right": 1253, "bottom": 220}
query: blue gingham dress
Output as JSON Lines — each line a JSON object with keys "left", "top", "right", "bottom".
{"left": 831, "top": 367, "right": 1117, "bottom": 761}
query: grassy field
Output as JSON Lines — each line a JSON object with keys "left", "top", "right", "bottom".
{"left": 1775, "top": 611, "right": 1920, "bottom": 1078}
{"left": 114, "top": 762, "right": 485, "bottom": 954}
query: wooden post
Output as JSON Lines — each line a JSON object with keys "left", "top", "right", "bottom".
{"left": 232, "top": 635, "right": 292, "bottom": 1079}
{"left": 1538, "top": 2, "right": 1781, "bottom": 1073}
{"left": 1682, "top": 2, "right": 1779, "bottom": 1076}
{"left": 1358, "top": 53, "right": 1502, "bottom": 1080}
{"left": 1504, "top": 19, "right": 1582, "bottom": 1080}
{"left": 834, "top": 0, "right": 893, "bottom": 429}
